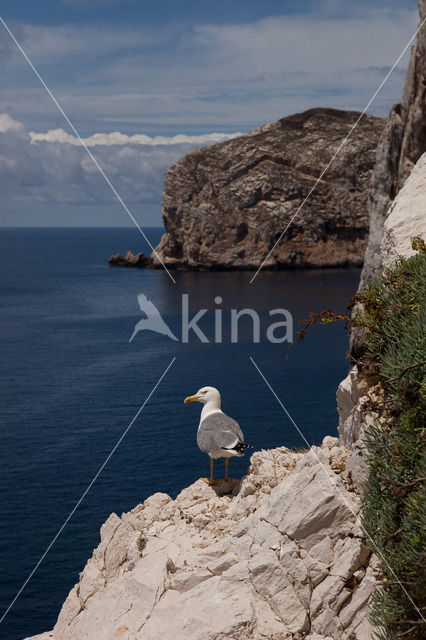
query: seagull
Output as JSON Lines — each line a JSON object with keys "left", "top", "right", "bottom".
{"left": 129, "top": 293, "right": 178, "bottom": 343}
{"left": 184, "top": 386, "right": 252, "bottom": 484}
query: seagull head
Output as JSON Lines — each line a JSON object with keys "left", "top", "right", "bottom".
{"left": 184, "top": 386, "right": 221, "bottom": 407}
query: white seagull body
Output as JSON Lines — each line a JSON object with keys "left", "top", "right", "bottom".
{"left": 129, "top": 294, "right": 178, "bottom": 343}
{"left": 184, "top": 386, "right": 252, "bottom": 484}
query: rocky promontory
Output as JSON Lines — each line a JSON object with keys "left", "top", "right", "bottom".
{"left": 109, "top": 251, "right": 149, "bottom": 268}
{"left": 25, "top": 439, "right": 378, "bottom": 640}
{"left": 150, "top": 108, "right": 385, "bottom": 270}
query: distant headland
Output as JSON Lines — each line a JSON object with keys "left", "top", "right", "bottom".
{"left": 109, "top": 107, "right": 386, "bottom": 271}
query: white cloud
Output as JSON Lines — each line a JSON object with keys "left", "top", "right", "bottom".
{"left": 0, "top": 113, "right": 24, "bottom": 133}
{"left": 0, "top": 113, "right": 241, "bottom": 227}
{"left": 29, "top": 128, "right": 242, "bottom": 146}
{"left": 0, "top": 2, "right": 420, "bottom": 226}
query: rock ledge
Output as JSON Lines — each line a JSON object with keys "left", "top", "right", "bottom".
{"left": 26, "top": 439, "right": 378, "bottom": 640}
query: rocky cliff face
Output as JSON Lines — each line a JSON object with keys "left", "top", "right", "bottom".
{"left": 151, "top": 108, "right": 385, "bottom": 270}
{"left": 359, "top": 1, "right": 426, "bottom": 288}
{"left": 338, "top": 0, "right": 426, "bottom": 448}
{"left": 338, "top": 0, "right": 425, "bottom": 462}
{"left": 337, "top": 150, "right": 426, "bottom": 482}
{"left": 25, "top": 438, "right": 378, "bottom": 640}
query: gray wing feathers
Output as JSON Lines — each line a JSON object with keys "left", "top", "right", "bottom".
{"left": 197, "top": 413, "right": 244, "bottom": 454}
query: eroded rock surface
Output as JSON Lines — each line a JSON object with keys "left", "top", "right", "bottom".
{"left": 151, "top": 108, "right": 385, "bottom": 270}
{"left": 381, "top": 151, "right": 426, "bottom": 269}
{"left": 359, "top": 1, "right": 426, "bottom": 287}
{"left": 337, "top": 148, "right": 426, "bottom": 459}
{"left": 26, "top": 440, "right": 378, "bottom": 640}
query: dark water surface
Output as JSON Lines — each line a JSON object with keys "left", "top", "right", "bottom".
{"left": 0, "top": 228, "right": 359, "bottom": 639}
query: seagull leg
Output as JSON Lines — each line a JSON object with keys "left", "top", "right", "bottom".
{"left": 225, "top": 458, "right": 229, "bottom": 481}
{"left": 201, "top": 458, "right": 216, "bottom": 485}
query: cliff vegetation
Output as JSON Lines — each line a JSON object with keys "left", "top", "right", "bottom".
{"left": 360, "top": 238, "right": 426, "bottom": 640}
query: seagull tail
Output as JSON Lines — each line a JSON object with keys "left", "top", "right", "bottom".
{"left": 234, "top": 442, "right": 253, "bottom": 454}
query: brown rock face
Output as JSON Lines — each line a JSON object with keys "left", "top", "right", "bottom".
{"left": 151, "top": 108, "right": 385, "bottom": 270}
{"left": 359, "top": 1, "right": 426, "bottom": 287}
{"left": 108, "top": 251, "right": 149, "bottom": 267}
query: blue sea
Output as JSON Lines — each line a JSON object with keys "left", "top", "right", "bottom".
{"left": 0, "top": 227, "right": 360, "bottom": 640}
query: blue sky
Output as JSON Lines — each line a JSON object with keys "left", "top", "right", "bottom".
{"left": 0, "top": 0, "right": 420, "bottom": 226}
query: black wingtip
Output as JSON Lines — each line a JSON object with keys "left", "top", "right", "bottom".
{"left": 233, "top": 442, "right": 253, "bottom": 454}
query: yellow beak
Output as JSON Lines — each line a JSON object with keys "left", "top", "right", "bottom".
{"left": 184, "top": 394, "right": 198, "bottom": 404}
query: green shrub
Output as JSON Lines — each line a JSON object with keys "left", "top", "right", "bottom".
{"left": 291, "top": 238, "right": 426, "bottom": 638}
{"left": 360, "top": 238, "right": 426, "bottom": 639}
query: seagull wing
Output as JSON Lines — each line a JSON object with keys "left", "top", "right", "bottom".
{"left": 197, "top": 413, "right": 244, "bottom": 454}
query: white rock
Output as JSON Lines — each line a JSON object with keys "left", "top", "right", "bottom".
{"left": 309, "top": 535, "right": 334, "bottom": 565}
{"left": 78, "top": 557, "right": 105, "bottom": 604}
{"left": 322, "top": 436, "right": 339, "bottom": 450}
{"left": 279, "top": 541, "right": 311, "bottom": 609}
{"left": 337, "top": 367, "right": 360, "bottom": 441}
{"left": 331, "top": 537, "right": 370, "bottom": 581}
{"left": 221, "top": 559, "right": 250, "bottom": 584}
{"left": 265, "top": 462, "right": 357, "bottom": 546}
{"left": 339, "top": 565, "right": 376, "bottom": 629}
{"left": 381, "top": 151, "right": 426, "bottom": 270}
{"left": 310, "top": 574, "right": 345, "bottom": 618}
{"left": 249, "top": 549, "right": 309, "bottom": 633}
{"left": 311, "top": 608, "right": 344, "bottom": 637}
{"left": 252, "top": 518, "right": 283, "bottom": 551}
{"left": 139, "top": 576, "right": 254, "bottom": 640}
{"left": 168, "top": 568, "right": 212, "bottom": 592}
{"left": 206, "top": 551, "right": 238, "bottom": 575}
{"left": 25, "top": 445, "right": 375, "bottom": 640}
{"left": 300, "top": 549, "right": 330, "bottom": 588}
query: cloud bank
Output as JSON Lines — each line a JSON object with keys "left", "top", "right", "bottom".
{"left": 29, "top": 129, "right": 242, "bottom": 147}
{"left": 0, "top": 113, "right": 240, "bottom": 226}
{"left": 0, "top": 2, "right": 419, "bottom": 225}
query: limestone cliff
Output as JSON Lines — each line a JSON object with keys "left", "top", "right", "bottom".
{"left": 25, "top": 439, "right": 378, "bottom": 640}
{"left": 337, "top": 151, "right": 426, "bottom": 482}
{"left": 151, "top": 108, "right": 385, "bottom": 270}
{"left": 359, "top": 0, "right": 426, "bottom": 288}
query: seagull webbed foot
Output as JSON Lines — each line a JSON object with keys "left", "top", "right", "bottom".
{"left": 201, "top": 477, "right": 216, "bottom": 485}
